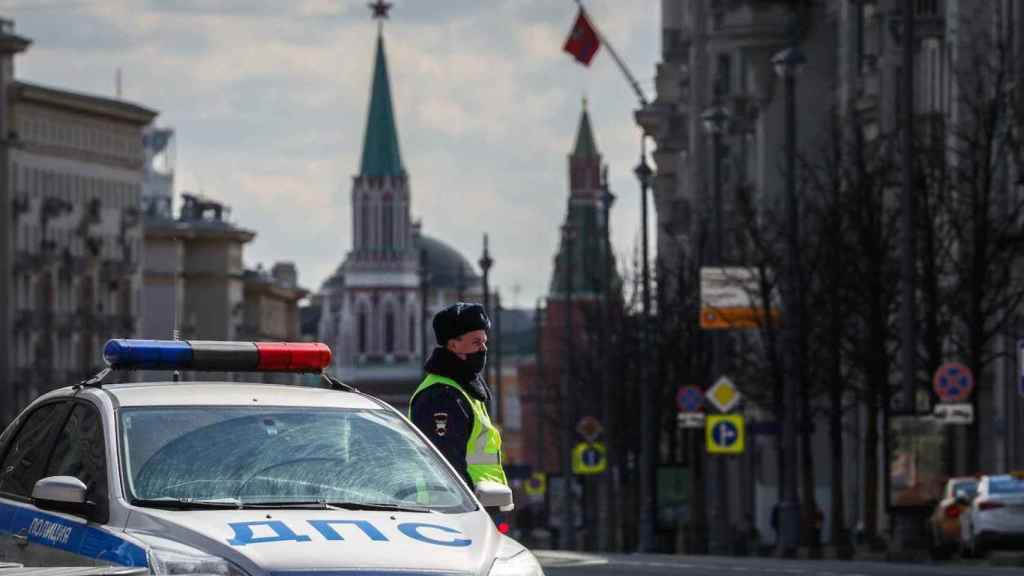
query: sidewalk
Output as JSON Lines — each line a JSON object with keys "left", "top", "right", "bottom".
{"left": 785, "top": 545, "right": 1024, "bottom": 567}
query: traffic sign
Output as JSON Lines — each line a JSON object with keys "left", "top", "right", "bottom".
{"left": 706, "top": 414, "right": 745, "bottom": 454}
{"left": 706, "top": 376, "right": 741, "bottom": 413}
{"left": 524, "top": 472, "right": 547, "bottom": 496}
{"left": 932, "top": 362, "right": 975, "bottom": 403}
{"left": 576, "top": 416, "right": 603, "bottom": 441}
{"left": 676, "top": 412, "right": 706, "bottom": 429}
{"left": 572, "top": 442, "right": 607, "bottom": 475}
{"left": 676, "top": 386, "right": 704, "bottom": 413}
{"left": 932, "top": 403, "right": 973, "bottom": 425}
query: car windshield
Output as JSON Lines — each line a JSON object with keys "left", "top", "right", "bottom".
{"left": 119, "top": 406, "right": 474, "bottom": 513}
{"left": 952, "top": 480, "right": 977, "bottom": 499}
{"left": 989, "top": 477, "right": 1024, "bottom": 495}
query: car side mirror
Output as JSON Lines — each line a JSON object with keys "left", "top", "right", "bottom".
{"left": 475, "top": 480, "right": 514, "bottom": 512}
{"left": 32, "top": 476, "right": 96, "bottom": 520}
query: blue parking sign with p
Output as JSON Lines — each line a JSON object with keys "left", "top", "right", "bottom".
{"left": 706, "top": 414, "right": 745, "bottom": 454}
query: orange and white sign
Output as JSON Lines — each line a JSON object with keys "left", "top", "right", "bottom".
{"left": 700, "top": 267, "right": 780, "bottom": 330}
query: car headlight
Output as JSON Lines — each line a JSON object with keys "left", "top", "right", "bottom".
{"left": 488, "top": 536, "right": 544, "bottom": 576}
{"left": 137, "top": 535, "right": 248, "bottom": 576}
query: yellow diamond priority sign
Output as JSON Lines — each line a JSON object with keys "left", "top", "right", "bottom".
{"left": 706, "top": 414, "right": 745, "bottom": 455}
{"left": 707, "top": 376, "right": 741, "bottom": 413}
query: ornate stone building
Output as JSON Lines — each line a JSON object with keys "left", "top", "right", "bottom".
{"left": 318, "top": 15, "right": 483, "bottom": 404}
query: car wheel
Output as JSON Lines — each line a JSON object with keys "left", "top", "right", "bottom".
{"left": 931, "top": 540, "right": 950, "bottom": 560}
{"left": 974, "top": 534, "right": 987, "bottom": 558}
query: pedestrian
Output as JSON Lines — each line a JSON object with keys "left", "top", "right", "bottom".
{"left": 409, "top": 302, "right": 510, "bottom": 496}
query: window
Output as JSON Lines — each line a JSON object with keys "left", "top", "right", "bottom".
{"left": 360, "top": 201, "right": 370, "bottom": 250}
{"left": 44, "top": 403, "right": 108, "bottom": 519}
{"left": 408, "top": 313, "right": 416, "bottom": 353}
{"left": 384, "top": 308, "right": 395, "bottom": 354}
{"left": 382, "top": 197, "right": 394, "bottom": 252}
{"left": 0, "top": 402, "right": 66, "bottom": 498}
{"left": 119, "top": 406, "right": 473, "bottom": 512}
{"left": 357, "top": 309, "right": 368, "bottom": 354}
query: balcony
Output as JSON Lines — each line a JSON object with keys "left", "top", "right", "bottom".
{"left": 100, "top": 258, "right": 138, "bottom": 283}
{"left": 13, "top": 251, "right": 46, "bottom": 273}
{"left": 13, "top": 309, "right": 54, "bottom": 332}
{"left": 888, "top": 0, "right": 945, "bottom": 44}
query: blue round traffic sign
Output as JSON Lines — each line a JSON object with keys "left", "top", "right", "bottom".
{"left": 932, "top": 362, "right": 974, "bottom": 403}
{"left": 711, "top": 421, "right": 739, "bottom": 447}
{"left": 582, "top": 447, "right": 601, "bottom": 467}
{"left": 677, "top": 386, "right": 704, "bottom": 413}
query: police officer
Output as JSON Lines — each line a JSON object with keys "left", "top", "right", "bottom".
{"left": 409, "top": 302, "right": 508, "bottom": 491}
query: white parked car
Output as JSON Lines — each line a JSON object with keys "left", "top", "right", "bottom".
{"left": 0, "top": 340, "right": 541, "bottom": 576}
{"left": 959, "top": 472, "right": 1024, "bottom": 557}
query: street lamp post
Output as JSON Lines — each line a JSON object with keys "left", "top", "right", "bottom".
{"left": 701, "top": 103, "right": 732, "bottom": 555}
{"left": 600, "top": 181, "right": 617, "bottom": 551}
{"left": 559, "top": 223, "right": 577, "bottom": 551}
{"left": 633, "top": 139, "right": 654, "bottom": 553}
{"left": 479, "top": 234, "right": 495, "bottom": 413}
{"left": 419, "top": 247, "right": 430, "bottom": 363}
{"left": 771, "top": 36, "right": 806, "bottom": 558}
{"left": 494, "top": 290, "right": 503, "bottom": 427}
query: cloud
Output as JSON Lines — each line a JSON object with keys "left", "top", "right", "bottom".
{"left": 4, "top": 0, "right": 659, "bottom": 305}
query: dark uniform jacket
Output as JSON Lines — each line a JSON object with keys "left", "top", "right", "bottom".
{"left": 410, "top": 347, "right": 492, "bottom": 488}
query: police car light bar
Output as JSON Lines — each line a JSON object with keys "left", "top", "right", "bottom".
{"left": 103, "top": 339, "right": 332, "bottom": 373}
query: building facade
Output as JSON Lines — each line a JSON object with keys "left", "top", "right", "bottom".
{"left": 0, "top": 19, "right": 157, "bottom": 425}
{"left": 641, "top": 0, "right": 1024, "bottom": 548}
{"left": 142, "top": 194, "right": 255, "bottom": 345}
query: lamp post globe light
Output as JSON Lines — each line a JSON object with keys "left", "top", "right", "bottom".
{"left": 772, "top": 35, "right": 805, "bottom": 558}
{"left": 701, "top": 102, "right": 731, "bottom": 555}
{"left": 633, "top": 139, "right": 655, "bottom": 552}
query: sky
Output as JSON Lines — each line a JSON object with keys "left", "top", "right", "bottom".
{"left": 3, "top": 0, "right": 660, "bottom": 309}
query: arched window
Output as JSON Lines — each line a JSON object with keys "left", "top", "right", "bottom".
{"left": 408, "top": 313, "right": 416, "bottom": 353}
{"left": 360, "top": 199, "right": 370, "bottom": 250}
{"left": 384, "top": 307, "right": 395, "bottom": 354}
{"left": 382, "top": 196, "right": 393, "bottom": 252}
{"left": 357, "top": 309, "right": 368, "bottom": 354}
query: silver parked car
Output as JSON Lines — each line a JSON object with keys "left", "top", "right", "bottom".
{"left": 959, "top": 473, "right": 1024, "bottom": 557}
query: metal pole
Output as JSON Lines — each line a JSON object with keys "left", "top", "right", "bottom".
{"left": 900, "top": 0, "right": 916, "bottom": 413}
{"left": 635, "top": 138, "right": 654, "bottom": 552}
{"left": 536, "top": 299, "right": 546, "bottom": 474}
{"left": 479, "top": 235, "right": 494, "bottom": 411}
{"left": 495, "top": 291, "right": 503, "bottom": 426}
{"left": 601, "top": 182, "right": 616, "bottom": 551}
{"left": 779, "top": 54, "right": 802, "bottom": 559}
{"left": 560, "top": 224, "right": 577, "bottom": 550}
{"left": 419, "top": 247, "right": 430, "bottom": 363}
{"left": 709, "top": 124, "right": 730, "bottom": 555}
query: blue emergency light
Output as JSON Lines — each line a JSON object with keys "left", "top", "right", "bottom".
{"left": 102, "top": 339, "right": 332, "bottom": 373}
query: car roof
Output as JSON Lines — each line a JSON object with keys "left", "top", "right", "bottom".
{"left": 98, "top": 382, "right": 386, "bottom": 410}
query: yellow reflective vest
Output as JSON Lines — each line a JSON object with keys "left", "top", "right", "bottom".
{"left": 410, "top": 373, "right": 508, "bottom": 486}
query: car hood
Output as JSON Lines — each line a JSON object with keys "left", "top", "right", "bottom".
{"left": 125, "top": 507, "right": 499, "bottom": 575}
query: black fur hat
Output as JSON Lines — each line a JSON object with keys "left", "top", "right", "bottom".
{"left": 432, "top": 302, "right": 491, "bottom": 345}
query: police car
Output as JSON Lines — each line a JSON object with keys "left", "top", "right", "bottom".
{"left": 0, "top": 340, "right": 542, "bottom": 576}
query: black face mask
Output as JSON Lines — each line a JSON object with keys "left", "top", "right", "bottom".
{"left": 465, "top": 350, "right": 487, "bottom": 375}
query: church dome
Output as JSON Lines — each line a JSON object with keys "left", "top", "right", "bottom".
{"left": 418, "top": 235, "right": 479, "bottom": 290}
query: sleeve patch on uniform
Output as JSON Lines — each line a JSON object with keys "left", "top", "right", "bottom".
{"left": 433, "top": 412, "right": 449, "bottom": 437}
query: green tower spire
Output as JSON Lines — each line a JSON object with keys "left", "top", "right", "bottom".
{"left": 359, "top": 32, "right": 404, "bottom": 178}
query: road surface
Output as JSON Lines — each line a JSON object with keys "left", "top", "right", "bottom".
{"left": 536, "top": 551, "right": 1024, "bottom": 575}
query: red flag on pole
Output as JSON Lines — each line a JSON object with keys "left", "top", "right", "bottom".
{"left": 563, "top": 7, "right": 601, "bottom": 66}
